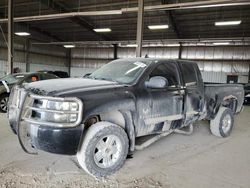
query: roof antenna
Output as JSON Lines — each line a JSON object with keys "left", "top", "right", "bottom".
{"left": 145, "top": 54, "right": 149, "bottom": 58}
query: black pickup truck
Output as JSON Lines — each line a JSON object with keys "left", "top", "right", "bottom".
{"left": 8, "top": 58, "right": 244, "bottom": 177}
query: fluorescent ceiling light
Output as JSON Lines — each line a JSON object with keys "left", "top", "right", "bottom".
{"left": 126, "top": 44, "right": 138, "bottom": 47}
{"left": 215, "top": 20, "right": 241, "bottom": 26}
{"left": 148, "top": 25, "right": 169, "bottom": 30}
{"left": 63, "top": 44, "right": 75, "bottom": 48}
{"left": 166, "top": 44, "right": 180, "bottom": 47}
{"left": 213, "top": 42, "right": 230, "bottom": 45}
{"left": 15, "top": 32, "right": 30, "bottom": 36}
{"left": 93, "top": 28, "right": 111, "bottom": 32}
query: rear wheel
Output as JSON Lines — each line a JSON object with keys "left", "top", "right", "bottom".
{"left": 210, "top": 107, "right": 234, "bottom": 137}
{"left": 77, "top": 121, "right": 129, "bottom": 177}
{"left": 0, "top": 94, "right": 9, "bottom": 113}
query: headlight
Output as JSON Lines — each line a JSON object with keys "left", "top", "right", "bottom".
{"left": 38, "top": 112, "right": 78, "bottom": 123}
{"left": 24, "top": 95, "right": 83, "bottom": 127}
{"left": 47, "top": 101, "right": 79, "bottom": 111}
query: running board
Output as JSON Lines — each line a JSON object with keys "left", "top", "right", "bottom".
{"left": 174, "top": 124, "right": 193, "bottom": 135}
{"left": 135, "top": 130, "right": 173, "bottom": 150}
{"left": 135, "top": 124, "right": 193, "bottom": 150}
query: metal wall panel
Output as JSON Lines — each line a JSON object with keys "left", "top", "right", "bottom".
{"left": 71, "top": 58, "right": 109, "bottom": 77}
{"left": 70, "top": 67, "right": 96, "bottom": 77}
{"left": 0, "top": 43, "right": 67, "bottom": 76}
{"left": 71, "top": 59, "right": 108, "bottom": 68}
{"left": 29, "top": 54, "right": 67, "bottom": 66}
{"left": 0, "top": 60, "right": 26, "bottom": 77}
{"left": 31, "top": 45, "right": 66, "bottom": 57}
{"left": 117, "top": 47, "right": 179, "bottom": 59}
{"left": 30, "top": 63, "right": 68, "bottom": 73}
{"left": 201, "top": 71, "right": 227, "bottom": 83}
{"left": 182, "top": 46, "right": 250, "bottom": 60}
{"left": 0, "top": 60, "right": 6, "bottom": 77}
{"left": 72, "top": 48, "right": 113, "bottom": 59}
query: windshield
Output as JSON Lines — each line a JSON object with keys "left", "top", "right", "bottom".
{"left": 0, "top": 74, "right": 25, "bottom": 84}
{"left": 89, "top": 59, "right": 152, "bottom": 84}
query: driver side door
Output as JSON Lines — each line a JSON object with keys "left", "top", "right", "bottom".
{"left": 136, "top": 62, "right": 184, "bottom": 136}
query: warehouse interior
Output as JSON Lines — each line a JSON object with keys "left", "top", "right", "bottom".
{"left": 0, "top": 0, "right": 250, "bottom": 82}
{"left": 0, "top": 0, "right": 250, "bottom": 187}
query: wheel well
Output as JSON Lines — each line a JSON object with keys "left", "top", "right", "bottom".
{"left": 84, "top": 111, "right": 126, "bottom": 129}
{"left": 83, "top": 111, "right": 135, "bottom": 152}
{"left": 222, "top": 98, "right": 238, "bottom": 113}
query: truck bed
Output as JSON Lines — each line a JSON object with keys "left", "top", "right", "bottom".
{"left": 204, "top": 83, "right": 244, "bottom": 114}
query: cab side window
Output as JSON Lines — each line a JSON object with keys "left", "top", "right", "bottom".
{"left": 149, "top": 63, "right": 180, "bottom": 87}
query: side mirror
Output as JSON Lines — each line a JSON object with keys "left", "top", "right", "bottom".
{"left": 145, "top": 76, "right": 169, "bottom": 89}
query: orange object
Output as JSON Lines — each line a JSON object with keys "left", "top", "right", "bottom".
{"left": 31, "top": 76, "right": 38, "bottom": 82}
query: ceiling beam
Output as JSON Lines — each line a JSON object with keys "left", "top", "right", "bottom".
{"left": 39, "top": 0, "right": 111, "bottom": 41}
{"left": 0, "top": 11, "right": 63, "bottom": 42}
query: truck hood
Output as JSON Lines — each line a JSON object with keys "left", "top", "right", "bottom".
{"left": 24, "top": 78, "right": 123, "bottom": 96}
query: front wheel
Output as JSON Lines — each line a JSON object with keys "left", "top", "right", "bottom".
{"left": 77, "top": 121, "right": 129, "bottom": 177}
{"left": 210, "top": 107, "right": 234, "bottom": 137}
{"left": 0, "top": 94, "right": 9, "bottom": 113}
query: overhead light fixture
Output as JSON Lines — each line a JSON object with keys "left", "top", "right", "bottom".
{"left": 215, "top": 20, "right": 241, "bottom": 26}
{"left": 15, "top": 32, "right": 30, "bottom": 36}
{"left": 148, "top": 25, "right": 169, "bottom": 30}
{"left": 63, "top": 44, "right": 75, "bottom": 48}
{"left": 166, "top": 44, "right": 180, "bottom": 47}
{"left": 93, "top": 28, "right": 112, "bottom": 32}
{"left": 126, "top": 44, "right": 138, "bottom": 47}
{"left": 213, "top": 42, "right": 230, "bottom": 45}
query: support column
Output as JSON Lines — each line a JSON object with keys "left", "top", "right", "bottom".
{"left": 66, "top": 49, "right": 71, "bottom": 77}
{"left": 178, "top": 42, "right": 182, "bottom": 59}
{"left": 7, "top": 0, "right": 14, "bottom": 74}
{"left": 113, "top": 44, "right": 118, "bottom": 60}
{"left": 25, "top": 39, "right": 30, "bottom": 72}
{"left": 136, "top": 0, "right": 144, "bottom": 57}
{"left": 248, "top": 63, "right": 250, "bottom": 83}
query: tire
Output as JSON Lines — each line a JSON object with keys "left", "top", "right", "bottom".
{"left": 210, "top": 107, "right": 234, "bottom": 137}
{"left": 77, "top": 121, "right": 129, "bottom": 177}
{"left": 0, "top": 94, "right": 9, "bottom": 113}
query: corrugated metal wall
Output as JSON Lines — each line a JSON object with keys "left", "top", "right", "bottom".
{"left": 71, "top": 46, "right": 249, "bottom": 83}
{"left": 70, "top": 48, "right": 111, "bottom": 77}
{"left": 0, "top": 41, "right": 68, "bottom": 78}
{"left": 0, "top": 43, "right": 249, "bottom": 83}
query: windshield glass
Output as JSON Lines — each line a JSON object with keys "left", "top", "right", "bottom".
{"left": 0, "top": 74, "right": 25, "bottom": 84}
{"left": 89, "top": 59, "right": 152, "bottom": 84}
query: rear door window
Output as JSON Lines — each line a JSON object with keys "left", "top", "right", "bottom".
{"left": 180, "top": 63, "right": 197, "bottom": 86}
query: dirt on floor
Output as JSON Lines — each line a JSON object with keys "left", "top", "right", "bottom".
{"left": 0, "top": 106, "right": 250, "bottom": 188}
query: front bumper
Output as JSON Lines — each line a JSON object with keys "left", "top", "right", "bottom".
{"left": 21, "top": 122, "right": 83, "bottom": 155}
{"left": 8, "top": 86, "right": 84, "bottom": 155}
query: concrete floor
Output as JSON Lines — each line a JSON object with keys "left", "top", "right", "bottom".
{"left": 0, "top": 107, "right": 250, "bottom": 188}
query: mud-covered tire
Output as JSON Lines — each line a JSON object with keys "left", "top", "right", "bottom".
{"left": 210, "top": 107, "right": 234, "bottom": 137}
{"left": 0, "top": 94, "right": 9, "bottom": 113}
{"left": 77, "top": 121, "right": 129, "bottom": 177}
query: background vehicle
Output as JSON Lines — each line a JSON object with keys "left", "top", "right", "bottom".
{"left": 0, "top": 72, "right": 58, "bottom": 112}
{"left": 39, "top": 70, "right": 69, "bottom": 78}
{"left": 8, "top": 58, "right": 244, "bottom": 177}
{"left": 244, "top": 83, "right": 250, "bottom": 104}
